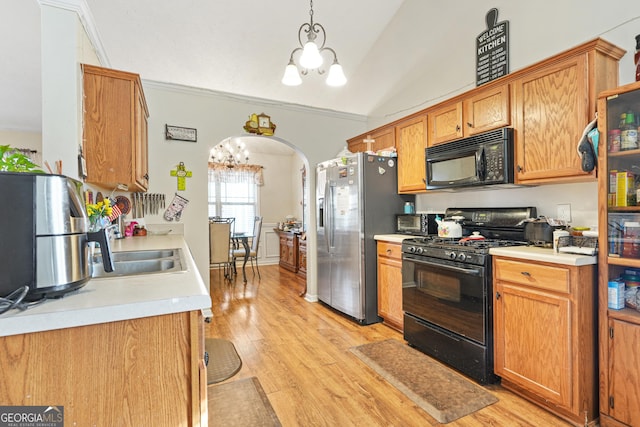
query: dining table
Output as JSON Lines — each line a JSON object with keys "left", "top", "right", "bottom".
{"left": 232, "top": 232, "right": 253, "bottom": 282}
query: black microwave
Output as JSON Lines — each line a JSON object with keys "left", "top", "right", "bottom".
{"left": 425, "top": 128, "right": 514, "bottom": 190}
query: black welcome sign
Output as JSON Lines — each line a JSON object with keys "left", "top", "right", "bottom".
{"left": 476, "top": 8, "right": 509, "bottom": 86}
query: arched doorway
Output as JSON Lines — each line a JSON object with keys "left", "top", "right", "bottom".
{"left": 208, "top": 134, "right": 309, "bottom": 291}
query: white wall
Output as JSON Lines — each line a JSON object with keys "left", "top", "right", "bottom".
{"left": 140, "top": 82, "right": 366, "bottom": 294}
{"left": 362, "top": 0, "right": 640, "bottom": 126}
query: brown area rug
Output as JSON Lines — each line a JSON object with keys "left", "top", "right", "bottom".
{"left": 205, "top": 338, "right": 242, "bottom": 384}
{"left": 208, "top": 377, "right": 282, "bottom": 427}
{"left": 351, "top": 339, "right": 498, "bottom": 423}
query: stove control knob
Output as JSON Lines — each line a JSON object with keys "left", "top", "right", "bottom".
{"left": 457, "top": 252, "right": 466, "bottom": 261}
{"left": 407, "top": 246, "right": 416, "bottom": 253}
{"left": 448, "top": 251, "right": 457, "bottom": 260}
{"left": 416, "top": 247, "right": 424, "bottom": 255}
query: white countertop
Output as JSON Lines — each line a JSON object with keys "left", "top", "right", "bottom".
{"left": 374, "top": 234, "right": 415, "bottom": 243}
{"left": 0, "top": 235, "right": 211, "bottom": 337}
{"left": 489, "top": 245, "right": 597, "bottom": 266}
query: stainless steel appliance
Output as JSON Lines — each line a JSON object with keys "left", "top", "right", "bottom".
{"left": 0, "top": 172, "right": 113, "bottom": 302}
{"left": 396, "top": 213, "right": 442, "bottom": 235}
{"left": 402, "top": 206, "right": 536, "bottom": 384}
{"left": 426, "top": 128, "right": 515, "bottom": 190}
{"left": 316, "top": 153, "right": 411, "bottom": 324}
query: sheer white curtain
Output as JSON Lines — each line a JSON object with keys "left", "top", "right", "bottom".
{"left": 208, "top": 163, "right": 263, "bottom": 234}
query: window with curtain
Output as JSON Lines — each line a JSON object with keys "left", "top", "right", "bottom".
{"left": 208, "top": 163, "right": 263, "bottom": 234}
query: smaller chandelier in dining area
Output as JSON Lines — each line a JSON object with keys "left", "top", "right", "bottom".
{"left": 210, "top": 139, "right": 249, "bottom": 168}
{"left": 281, "top": 0, "right": 347, "bottom": 87}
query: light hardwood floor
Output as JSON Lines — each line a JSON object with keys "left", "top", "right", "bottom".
{"left": 206, "top": 265, "right": 573, "bottom": 426}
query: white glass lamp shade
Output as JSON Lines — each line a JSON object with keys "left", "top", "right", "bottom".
{"left": 300, "top": 41, "right": 323, "bottom": 69}
{"left": 282, "top": 63, "right": 302, "bottom": 86}
{"left": 326, "top": 62, "right": 347, "bottom": 86}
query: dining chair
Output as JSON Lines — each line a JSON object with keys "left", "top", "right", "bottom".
{"left": 231, "top": 216, "right": 263, "bottom": 279}
{"left": 209, "top": 218, "right": 234, "bottom": 280}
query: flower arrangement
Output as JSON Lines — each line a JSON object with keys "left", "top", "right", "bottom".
{"left": 86, "top": 199, "right": 113, "bottom": 232}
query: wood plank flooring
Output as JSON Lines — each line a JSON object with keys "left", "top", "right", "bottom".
{"left": 206, "top": 265, "right": 573, "bottom": 426}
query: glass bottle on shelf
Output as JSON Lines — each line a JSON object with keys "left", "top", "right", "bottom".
{"left": 621, "top": 110, "right": 638, "bottom": 150}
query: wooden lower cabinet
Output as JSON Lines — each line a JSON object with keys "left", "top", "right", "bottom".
{"left": 377, "top": 241, "right": 404, "bottom": 331}
{"left": 276, "top": 230, "right": 298, "bottom": 272}
{"left": 297, "top": 237, "right": 307, "bottom": 278}
{"left": 0, "top": 311, "right": 207, "bottom": 426}
{"left": 493, "top": 257, "right": 597, "bottom": 426}
{"left": 600, "top": 317, "right": 640, "bottom": 426}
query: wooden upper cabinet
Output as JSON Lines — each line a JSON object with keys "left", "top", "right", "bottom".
{"left": 347, "top": 126, "right": 395, "bottom": 153}
{"left": 82, "top": 64, "right": 149, "bottom": 192}
{"left": 513, "top": 40, "right": 624, "bottom": 185}
{"left": 464, "top": 84, "right": 510, "bottom": 136}
{"left": 428, "top": 84, "right": 510, "bottom": 146}
{"left": 428, "top": 101, "right": 463, "bottom": 146}
{"left": 396, "top": 115, "right": 427, "bottom": 193}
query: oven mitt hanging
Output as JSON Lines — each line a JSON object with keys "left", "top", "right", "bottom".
{"left": 164, "top": 193, "right": 189, "bottom": 222}
{"left": 577, "top": 114, "right": 598, "bottom": 172}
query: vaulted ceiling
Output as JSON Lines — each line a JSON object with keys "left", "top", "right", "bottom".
{"left": 1, "top": 0, "right": 406, "bottom": 133}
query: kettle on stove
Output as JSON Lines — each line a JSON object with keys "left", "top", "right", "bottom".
{"left": 436, "top": 215, "right": 464, "bottom": 238}
{"left": 0, "top": 172, "right": 114, "bottom": 302}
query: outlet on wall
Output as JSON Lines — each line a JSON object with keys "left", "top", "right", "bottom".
{"left": 557, "top": 203, "right": 572, "bottom": 222}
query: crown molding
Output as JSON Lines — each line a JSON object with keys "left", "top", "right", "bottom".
{"left": 37, "top": 0, "right": 110, "bottom": 67}
{"left": 142, "top": 79, "right": 367, "bottom": 123}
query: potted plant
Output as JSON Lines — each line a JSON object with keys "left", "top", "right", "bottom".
{"left": 0, "top": 145, "right": 44, "bottom": 173}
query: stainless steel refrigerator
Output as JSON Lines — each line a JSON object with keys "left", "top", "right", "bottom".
{"left": 316, "top": 152, "right": 412, "bottom": 324}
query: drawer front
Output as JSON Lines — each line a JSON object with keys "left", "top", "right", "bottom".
{"left": 494, "top": 258, "right": 569, "bottom": 293}
{"left": 377, "top": 242, "right": 402, "bottom": 260}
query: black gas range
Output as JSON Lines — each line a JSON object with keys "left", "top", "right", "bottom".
{"left": 402, "top": 207, "right": 536, "bottom": 384}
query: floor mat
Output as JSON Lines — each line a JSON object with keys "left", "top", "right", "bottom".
{"left": 206, "top": 338, "right": 242, "bottom": 384}
{"left": 208, "top": 377, "right": 281, "bottom": 427}
{"left": 351, "top": 339, "right": 498, "bottom": 423}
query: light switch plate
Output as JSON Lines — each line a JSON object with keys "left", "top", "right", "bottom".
{"left": 557, "top": 204, "right": 572, "bottom": 222}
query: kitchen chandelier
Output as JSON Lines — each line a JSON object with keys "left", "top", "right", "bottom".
{"left": 210, "top": 139, "right": 249, "bottom": 168}
{"left": 281, "top": 0, "right": 347, "bottom": 87}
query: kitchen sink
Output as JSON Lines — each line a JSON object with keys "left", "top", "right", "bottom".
{"left": 110, "top": 249, "right": 176, "bottom": 262}
{"left": 91, "top": 248, "right": 185, "bottom": 278}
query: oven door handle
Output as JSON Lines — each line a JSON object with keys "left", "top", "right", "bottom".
{"left": 404, "top": 256, "right": 482, "bottom": 276}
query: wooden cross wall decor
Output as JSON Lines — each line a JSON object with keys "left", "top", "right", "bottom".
{"left": 170, "top": 162, "right": 192, "bottom": 191}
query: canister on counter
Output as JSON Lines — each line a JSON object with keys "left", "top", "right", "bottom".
{"left": 553, "top": 229, "right": 570, "bottom": 253}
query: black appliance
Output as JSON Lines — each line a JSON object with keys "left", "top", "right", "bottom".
{"left": 396, "top": 213, "right": 442, "bottom": 235}
{"left": 402, "top": 206, "right": 536, "bottom": 384}
{"left": 426, "top": 128, "right": 515, "bottom": 190}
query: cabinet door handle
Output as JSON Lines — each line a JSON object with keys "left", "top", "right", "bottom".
{"left": 467, "top": 122, "right": 473, "bottom": 128}
{"left": 144, "top": 173, "right": 149, "bottom": 180}
{"left": 496, "top": 291, "right": 501, "bottom": 300}
{"left": 386, "top": 249, "right": 392, "bottom": 255}
{"left": 456, "top": 124, "right": 461, "bottom": 132}
{"left": 517, "top": 165, "right": 523, "bottom": 172}
{"left": 521, "top": 271, "right": 531, "bottom": 277}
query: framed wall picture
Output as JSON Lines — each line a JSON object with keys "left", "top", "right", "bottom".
{"left": 165, "top": 125, "right": 197, "bottom": 142}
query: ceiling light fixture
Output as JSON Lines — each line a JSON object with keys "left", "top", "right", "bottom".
{"left": 281, "top": 0, "right": 347, "bottom": 87}
{"left": 210, "top": 138, "right": 249, "bottom": 168}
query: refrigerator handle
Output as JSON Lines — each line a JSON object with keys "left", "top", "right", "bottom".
{"left": 326, "top": 181, "right": 334, "bottom": 250}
